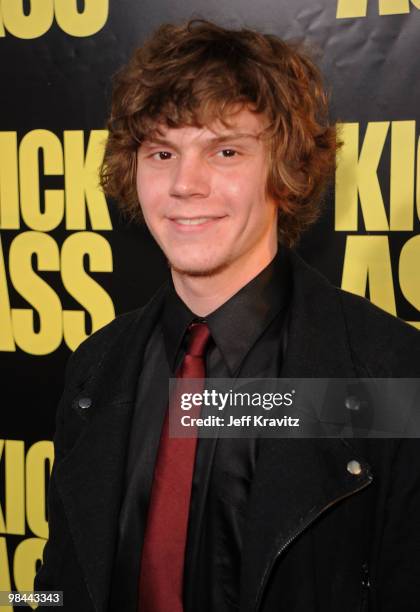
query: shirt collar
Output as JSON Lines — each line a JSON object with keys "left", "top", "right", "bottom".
{"left": 162, "top": 284, "right": 196, "bottom": 372}
{"left": 162, "top": 247, "right": 291, "bottom": 375}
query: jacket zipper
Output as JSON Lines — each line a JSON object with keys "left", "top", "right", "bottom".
{"left": 255, "top": 476, "right": 373, "bottom": 611}
{"left": 360, "top": 562, "right": 370, "bottom": 611}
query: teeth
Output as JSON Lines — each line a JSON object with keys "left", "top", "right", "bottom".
{"left": 175, "top": 218, "right": 212, "bottom": 225}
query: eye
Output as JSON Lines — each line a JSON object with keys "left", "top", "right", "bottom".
{"left": 152, "top": 151, "right": 173, "bottom": 160}
{"left": 217, "top": 149, "right": 238, "bottom": 158}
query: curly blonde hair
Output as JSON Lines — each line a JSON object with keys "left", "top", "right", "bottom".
{"left": 100, "top": 19, "right": 340, "bottom": 247}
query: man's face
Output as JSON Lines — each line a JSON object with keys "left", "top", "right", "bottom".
{"left": 136, "top": 107, "right": 278, "bottom": 278}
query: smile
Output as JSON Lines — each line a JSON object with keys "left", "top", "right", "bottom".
{"left": 174, "top": 217, "right": 216, "bottom": 225}
{"left": 169, "top": 216, "right": 225, "bottom": 230}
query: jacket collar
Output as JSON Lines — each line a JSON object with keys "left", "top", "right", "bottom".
{"left": 282, "top": 249, "right": 356, "bottom": 378}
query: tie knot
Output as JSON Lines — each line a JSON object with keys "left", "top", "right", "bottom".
{"left": 186, "top": 322, "right": 211, "bottom": 357}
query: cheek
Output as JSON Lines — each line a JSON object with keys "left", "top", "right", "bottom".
{"left": 136, "top": 168, "right": 146, "bottom": 203}
{"left": 234, "top": 161, "right": 267, "bottom": 194}
{"left": 215, "top": 169, "right": 259, "bottom": 208}
{"left": 136, "top": 172, "right": 162, "bottom": 217}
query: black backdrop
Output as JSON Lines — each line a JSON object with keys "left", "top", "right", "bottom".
{"left": 1, "top": 0, "right": 419, "bottom": 605}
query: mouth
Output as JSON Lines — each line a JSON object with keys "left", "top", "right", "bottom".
{"left": 168, "top": 216, "right": 226, "bottom": 230}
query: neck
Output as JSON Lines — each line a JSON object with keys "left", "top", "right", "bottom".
{"left": 171, "top": 243, "right": 278, "bottom": 317}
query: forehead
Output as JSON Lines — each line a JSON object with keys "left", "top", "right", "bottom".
{"left": 144, "top": 107, "right": 268, "bottom": 144}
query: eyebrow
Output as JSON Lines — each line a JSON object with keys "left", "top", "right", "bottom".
{"left": 141, "top": 132, "right": 261, "bottom": 148}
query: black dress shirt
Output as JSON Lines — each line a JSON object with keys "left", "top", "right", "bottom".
{"left": 109, "top": 247, "right": 292, "bottom": 611}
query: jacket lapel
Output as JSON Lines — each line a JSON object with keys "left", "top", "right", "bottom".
{"left": 240, "top": 251, "right": 374, "bottom": 611}
{"left": 54, "top": 284, "right": 168, "bottom": 612}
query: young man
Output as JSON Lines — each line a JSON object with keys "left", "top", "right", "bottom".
{"left": 35, "top": 20, "right": 420, "bottom": 612}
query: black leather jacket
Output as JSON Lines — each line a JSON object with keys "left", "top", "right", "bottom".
{"left": 35, "top": 250, "right": 420, "bottom": 611}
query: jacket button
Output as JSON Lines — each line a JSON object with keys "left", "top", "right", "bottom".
{"left": 347, "top": 460, "right": 362, "bottom": 475}
{"left": 78, "top": 397, "right": 92, "bottom": 410}
{"left": 344, "top": 395, "right": 360, "bottom": 411}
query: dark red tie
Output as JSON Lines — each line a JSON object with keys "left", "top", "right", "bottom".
{"left": 138, "top": 322, "right": 211, "bottom": 612}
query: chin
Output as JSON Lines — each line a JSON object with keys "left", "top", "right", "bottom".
{"left": 169, "top": 254, "right": 231, "bottom": 278}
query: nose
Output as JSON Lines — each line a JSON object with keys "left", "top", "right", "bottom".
{"left": 169, "top": 155, "right": 210, "bottom": 199}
